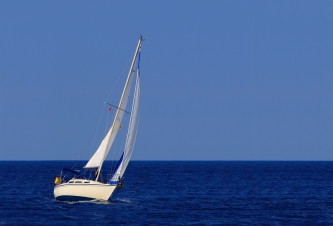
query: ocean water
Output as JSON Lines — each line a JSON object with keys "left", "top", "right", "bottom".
{"left": 1, "top": 161, "right": 333, "bottom": 225}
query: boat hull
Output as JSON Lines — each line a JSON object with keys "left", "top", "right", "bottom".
{"left": 54, "top": 180, "right": 117, "bottom": 201}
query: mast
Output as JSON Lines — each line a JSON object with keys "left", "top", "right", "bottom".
{"left": 95, "top": 36, "right": 143, "bottom": 181}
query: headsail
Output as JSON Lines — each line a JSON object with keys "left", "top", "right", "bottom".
{"left": 83, "top": 75, "right": 134, "bottom": 169}
{"left": 84, "top": 37, "right": 143, "bottom": 173}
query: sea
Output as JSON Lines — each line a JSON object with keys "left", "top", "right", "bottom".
{"left": 1, "top": 161, "right": 333, "bottom": 225}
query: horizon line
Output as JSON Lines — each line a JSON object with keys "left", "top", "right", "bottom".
{"left": 1, "top": 160, "right": 333, "bottom": 162}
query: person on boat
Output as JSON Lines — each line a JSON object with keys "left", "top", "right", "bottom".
{"left": 93, "top": 168, "right": 104, "bottom": 183}
{"left": 94, "top": 168, "right": 98, "bottom": 180}
{"left": 54, "top": 175, "right": 61, "bottom": 184}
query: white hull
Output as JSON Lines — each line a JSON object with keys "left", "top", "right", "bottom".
{"left": 54, "top": 179, "right": 117, "bottom": 201}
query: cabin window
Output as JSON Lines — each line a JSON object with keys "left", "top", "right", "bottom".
{"left": 84, "top": 181, "right": 90, "bottom": 183}
{"left": 75, "top": 181, "right": 82, "bottom": 183}
{"left": 69, "top": 181, "right": 74, "bottom": 183}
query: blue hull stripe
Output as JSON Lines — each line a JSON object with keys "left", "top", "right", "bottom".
{"left": 56, "top": 195, "right": 95, "bottom": 201}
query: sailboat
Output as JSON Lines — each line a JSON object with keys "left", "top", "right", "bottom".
{"left": 54, "top": 36, "right": 143, "bottom": 201}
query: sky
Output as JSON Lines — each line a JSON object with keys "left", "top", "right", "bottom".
{"left": 0, "top": 1, "right": 332, "bottom": 160}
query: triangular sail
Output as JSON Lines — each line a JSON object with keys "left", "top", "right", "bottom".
{"left": 111, "top": 66, "right": 140, "bottom": 182}
{"left": 83, "top": 127, "right": 114, "bottom": 168}
{"left": 84, "top": 75, "right": 134, "bottom": 169}
{"left": 84, "top": 37, "right": 142, "bottom": 170}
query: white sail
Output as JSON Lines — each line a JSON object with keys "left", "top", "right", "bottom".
{"left": 111, "top": 69, "right": 140, "bottom": 181}
{"left": 83, "top": 126, "right": 113, "bottom": 168}
{"left": 84, "top": 38, "right": 142, "bottom": 170}
{"left": 84, "top": 75, "right": 134, "bottom": 169}
{"left": 120, "top": 74, "right": 140, "bottom": 178}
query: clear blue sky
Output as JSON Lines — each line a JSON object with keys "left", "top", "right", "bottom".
{"left": 0, "top": 1, "right": 332, "bottom": 160}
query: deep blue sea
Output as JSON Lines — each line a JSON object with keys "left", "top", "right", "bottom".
{"left": 1, "top": 161, "right": 333, "bottom": 225}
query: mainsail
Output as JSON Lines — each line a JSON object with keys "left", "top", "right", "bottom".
{"left": 111, "top": 57, "right": 141, "bottom": 182}
{"left": 84, "top": 37, "right": 142, "bottom": 176}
